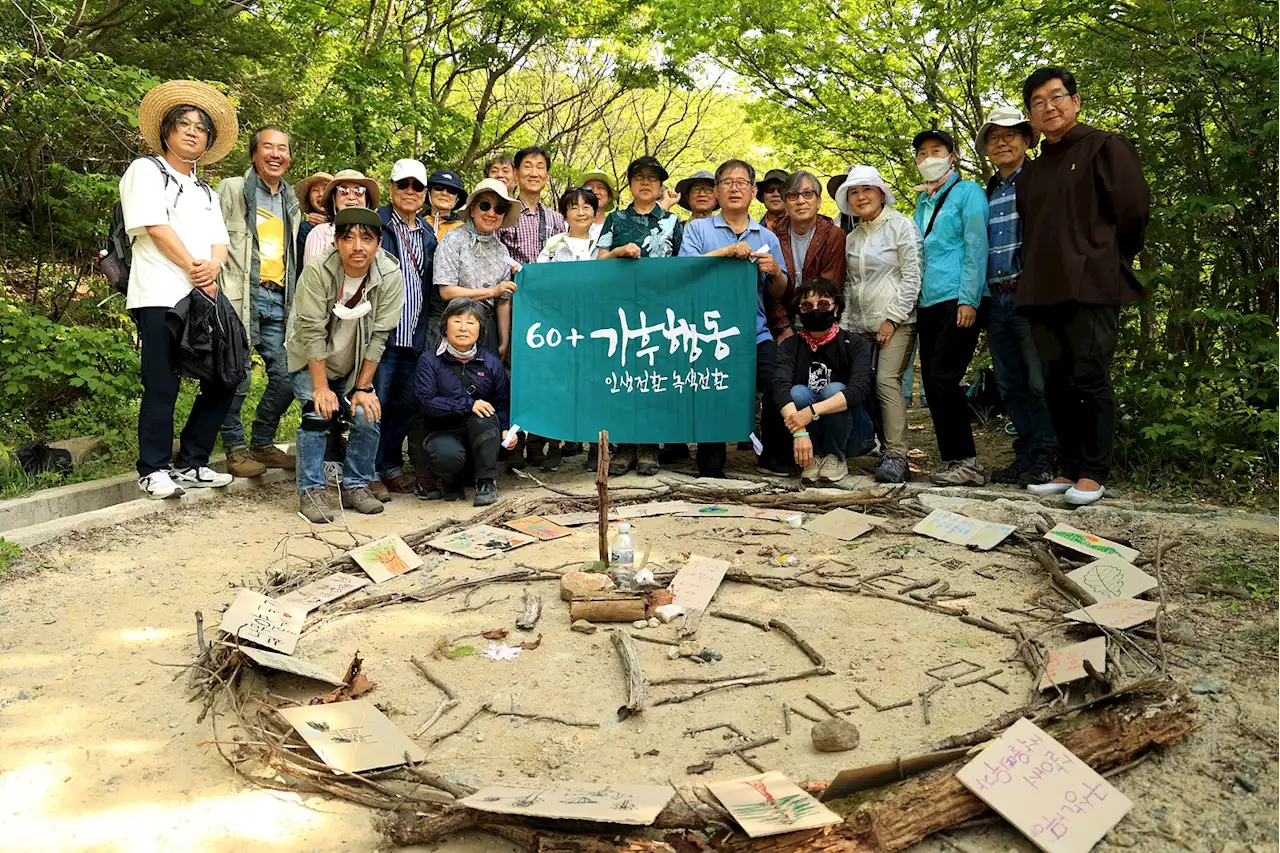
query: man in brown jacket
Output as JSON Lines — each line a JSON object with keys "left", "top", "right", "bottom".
{"left": 768, "top": 171, "right": 847, "bottom": 341}
{"left": 1016, "top": 66, "right": 1150, "bottom": 506}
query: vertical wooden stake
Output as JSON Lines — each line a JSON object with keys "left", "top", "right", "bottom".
{"left": 596, "top": 430, "right": 610, "bottom": 565}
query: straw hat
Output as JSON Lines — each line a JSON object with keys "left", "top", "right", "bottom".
{"left": 138, "top": 80, "right": 238, "bottom": 165}
{"left": 295, "top": 172, "right": 333, "bottom": 215}
{"left": 321, "top": 169, "right": 381, "bottom": 210}
{"left": 460, "top": 178, "right": 520, "bottom": 229}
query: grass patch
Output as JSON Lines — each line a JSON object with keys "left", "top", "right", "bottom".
{"left": 1238, "top": 623, "right": 1279, "bottom": 657}
{"left": 0, "top": 538, "right": 20, "bottom": 574}
{"left": 1200, "top": 549, "right": 1279, "bottom": 601}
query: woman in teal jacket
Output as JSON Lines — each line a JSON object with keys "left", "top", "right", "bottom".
{"left": 911, "top": 129, "right": 990, "bottom": 486}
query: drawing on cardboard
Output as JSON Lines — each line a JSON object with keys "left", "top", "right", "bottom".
{"left": 1038, "top": 636, "right": 1107, "bottom": 691}
{"left": 275, "top": 572, "right": 371, "bottom": 614}
{"left": 426, "top": 525, "right": 537, "bottom": 559}
{"left": 277, "top": 698, "right": 424, "bottom": 773}
{"left": 1065, "top": 559, "right": 1156, "bottom": 601}
{"left": 913, "top": 509, "right": 1015, "bottom": 550}
{"left": 504, "top": 515, "right": 573, "bottom": 541}
{"left": 1044, "top": 524, "right": 1140, "bottom": 563}
{"left": 667, "top": 554, "right": 731, "bottom": 613}
{"left": 804, "top": 508, "right": 885, "bottom": 540}
{"left": 349, "top": 535, "right": 424, "bottom": 583}
{"left": 676, "top": 504, "right": 754, "bottom": 518}
{"left": 707, "top": 771, "right": 841, "bottom": 837}
{"left": 957, "top": 717, "right": 1133, "bottom": 853}
{"left": 457, "top": 782, "right": 675, "bottom": 825}
{"left": 219, "top": 589, "right": 304, "bottom": 655}
{"left": 1063, "top": 598, "right": 1159, "bottom": 630}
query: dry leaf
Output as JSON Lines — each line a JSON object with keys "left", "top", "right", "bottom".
{"left": 482, "top": 628, "right": 509, "bottom": 640}
{"left": 517, "top": 634, "right": 542, "bottom": 651}
{"left": 310, "top": 652, "right": 377, "bottom": 704}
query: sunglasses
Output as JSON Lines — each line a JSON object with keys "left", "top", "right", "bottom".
{"left": 477, "top": 199, "right": 510, "bottom": 216}
{"left": 336, "top": 185, "right": 367, "bottom": 197}
{"left": 395, "top": 178, "right": 426, "bottom": 192}
{"left": 798, "top": 298, "right": 836, "bottom": 312}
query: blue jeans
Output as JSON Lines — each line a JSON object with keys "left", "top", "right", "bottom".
{"left": 790, "top": 383, "right": 876, "bottom": 461}
{"left": 372, "top": 345, "right": 421, "bottom": 480}
{"left": 901, "top": 338, "right": 926, "bottom": 406}
{"left": 221, "top": 287, "right": 296, "bottom": 448}
{"left": 292, "top": 369, "right": 380, "bottom": 492}
{"left": 987, "top": 291, "right": 1056, "bottom": 460}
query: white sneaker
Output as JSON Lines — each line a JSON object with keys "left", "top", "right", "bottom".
{"left": 324, "top": 461, "right": 342, "bottom": 486}
{"left": 172, "top": 466, "right": 233, "bottom": 489}
{"left": 819, "top": 455, "right": 848, "bottom": 483}
{"left": 138, "top": 470, "right": 185, "bottom": 499}
{"left": 800, "top": 459, "right": 820, "bottom": 482}
{"left": 1065, "top": 485, "right": 1106, "bottom": 506}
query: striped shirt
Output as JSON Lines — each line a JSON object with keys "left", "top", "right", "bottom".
{"left": 390, "top": 211, "right": 425, "bottom": 343}
{"left": 986, "top": 164, "right": 1024, "bottom": 283}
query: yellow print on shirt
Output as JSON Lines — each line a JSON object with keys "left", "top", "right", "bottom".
{"left": 257, "top": 205, "right": 285, "bottom": 284}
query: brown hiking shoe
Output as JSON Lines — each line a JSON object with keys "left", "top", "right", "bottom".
{"left": 340, "top": 484, "right": 385, "bottom": 514}
{"left": 368, "top": 480, "right": 392, "bottom": 502}
{"left": 384, "top": 474, "right": 416, "bottom": 493}
{"left": 226, "top": 445, "right": 267, "bottom": 478}
{"left": 250, "top": 444, "right": 296, "bottom": 470}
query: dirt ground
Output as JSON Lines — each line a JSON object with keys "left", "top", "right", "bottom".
{"left": 1, "top": 446, "right": 1276, "bottom": 853}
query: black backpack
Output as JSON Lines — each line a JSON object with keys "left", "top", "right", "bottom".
{"left": 99, "top": 155, "right": 212, "bottom": 294}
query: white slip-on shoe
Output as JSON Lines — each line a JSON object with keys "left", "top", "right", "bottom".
{"left": 1064, "top": 485, "right": 1106, "bottom": 506}
{"left": 173, "top": 466, "right": 233, "bottom": 489}
{"left": 138, "top": 470, "right": 185, "bottom": 499}
{"left": 820, "top": 455, "right": 848, "bottom": 483}
{"left": 1027, "top": 481, "right": 1073, "bottom": 496}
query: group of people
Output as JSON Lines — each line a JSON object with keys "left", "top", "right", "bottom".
{"left": 119, "top": 63, "right": 1148, "bottom": 523}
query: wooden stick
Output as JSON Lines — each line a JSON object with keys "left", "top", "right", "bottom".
{"left": 706, "top": 735, "right": 778, "bottom": 757}
{"left": 1153, "top": 533, "right": 1170, "bottom": 675}
{"left": 597, "top": 430, "right": 610, "bottom": 564}
{"left": 611, "top": 629, "right": 648, "bottom": 720}
{"left": 411, "top": 697, "right": 458, "bottom": 738}
{"left": 409, "top": 656, "right": 458, "bottom": 701}
{"left": 920, "top": 682, "right": 946, "bottom": 725}
{"left": 954, "top": 669, "right": 1005, "bottom": 688}
{"left": 425, "top": 702, "right": 491, "bottom": 747}
{"left": 514, "top": 587, "right": 542, "bottom": 630}
{"left": 856, "top": 687, "right": 913, "bottom": 712}
{"left": 768, "top": 618, "right": 829, "bottom": 671}
{"left": 710, "top": 610, "right": 772, "bottom": 631}
{"left": 653, "top": 666, "right": 830, "bottom": 706}
{"left": 898, "top": 577, "right": 940, "bottom": 594}
{"left": 490, "top": 709, "right": 599, "bottom": 728}
{"left": 194, "top": 610, "right": 207, "bottom": 654}
{"left": 1022, "top": 536, "right": 1096, "bottom": 606}
{"left": 651, "top": 668, "right": 769, "bottom": 686}
{"left": 958, "top": 614, "right": 1015, "bottom": 635}
{"left": 783, "top": 703, "right": 792, "bottom": 734}
{"left": 806, "top": 692, "right": 848, "bottom": 718}
{"left": 736, "top": 753, "right": 767, "bottom": 773}
{"left": 628, "top": 631, "right": 679, "bottom": 647}
{"left": 677, "top": 607, "right": 705, "bottom": 639}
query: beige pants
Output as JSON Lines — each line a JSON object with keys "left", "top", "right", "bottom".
{"left": 875, "top": 322, "right": 917, "bottom": 456}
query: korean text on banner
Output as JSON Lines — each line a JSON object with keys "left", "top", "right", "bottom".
{"left": 511, "top": 257, "right": 758, "bottom": 444}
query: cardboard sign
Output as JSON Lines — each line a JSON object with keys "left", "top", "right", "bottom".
{"left": 349, "top": 535, "right": 425, "bottom": 583}
{"left": 1063, "top": 598, "right": 1159, "bottom": 630}
{"left": 805, "top": 508, "right": 886, "bottom": 541}
{"left": 1044, "top": 524, "right": 1140, "bottom": 564}
{"left": 504, "top": 515, "right": 573, "bottom": 541}
{"left": 746, "top": 508, "right": 805, "bottom": 522}
{"left": 278, "top": 698, "right": 425, "bottom": 773}
{"left": 219, "top": 589, "right": 303, "bottom": 655}
{"left": 1038, "top": 636, "right": 1107, "bottom": 691}
{"left": 458, "top": 782, "right": 675, "bottom": 825}
{"left": 427, "top": 525, "right": 537, "bottom": 559}
{"left": 1065, "top": 559, "right": 1156, "bottom": 601}
{"left": 235, "top": 645, "right": 347, "bottom": 686}
{"left": 957, "top": 717, "right": 1133, "bottom": 853}
{"left": 676, "top": 504, "right": 755, "bottom": 518}
{"left": 668, "top": 554, "right": 731, "bottom": 613}
{"left": 914, "top": 509, "right": 1015, "bottom": 551}
{"left": 543, "top": 510, "right": 605, "bottom": 527}
{"left": 707, "top": 771, "right": 842, "bottom": 837}
{"left": 275, "top": 572, "right": 371, "bottom": 614}
{"left": 614, "top": 500, "right": 696, "bottom": 519}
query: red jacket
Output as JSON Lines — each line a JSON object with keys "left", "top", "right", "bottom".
{"left": 768, "top": 214, "right": 847, "bottom": 337}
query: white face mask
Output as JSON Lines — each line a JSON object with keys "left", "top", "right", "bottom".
{"left": 916, "top": 156, "right": 952, "bottom": 182}
{"left": 332, "top": 299, "right": 372, "bottom": 321}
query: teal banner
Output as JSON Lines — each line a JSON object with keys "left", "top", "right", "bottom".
{"left": 511, "top": 257, "right": 758, "bottom": 444}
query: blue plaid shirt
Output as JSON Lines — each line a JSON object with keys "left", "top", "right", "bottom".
{"left": 986, "top": 164, "right": 1024, "bottom": 284}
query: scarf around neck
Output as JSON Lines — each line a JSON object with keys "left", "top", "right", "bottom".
{"left": 798, "top": 325, "right": 839, "bottom": 352}
{"left": 441, "top": 340, "right": 478, "bottom": 360}
{"left": 914, "top": 168, "right": 955, "bottom": 197}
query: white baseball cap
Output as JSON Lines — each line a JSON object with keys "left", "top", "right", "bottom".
{"left": 975, "top": 106, "right": 1037, "bottom": 157}
{"left": 389, "top": 158, "right": 428, "bottom": 184}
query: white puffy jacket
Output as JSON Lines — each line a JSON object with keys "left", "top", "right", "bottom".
{"left": 841, "top": 206, "right": 923, "bottom": 335}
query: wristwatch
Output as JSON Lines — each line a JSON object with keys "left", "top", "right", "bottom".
{"left": 810, "top": 405, "right": 820, "bottom": 421}
{"left": 353, "top": 387, "right": 375, "bottom": 394}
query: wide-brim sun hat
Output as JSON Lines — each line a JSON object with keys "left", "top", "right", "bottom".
{"left": 579, "top": 169, "right": 616, "bottom": 211}
{"left": 675, "top": 170, "right": 718, "bottom": 212}
{"left": 835, "top": 166, "right": 896, "bottom": 217}
{"left": 461, "top": 177, "right": 520, "bottom": 229}
{"left": 756, "top": 168, "right": 789, "bottom": 194}
{"left": 975, "top": 105, "right": 1037, "bottom": 157}
{"left": 295, "top": 172, "right": 333, "bottom": 215}
{"left": 427, "top": 169, "right": 467, "bottom": 210}
{"left": 138, "top": 80, "right": 238, "bottom": 165}
{"left": 322, "top": 169, "right": 381, "bottom": 210}
{"left": 826, "top": 169, "right": 854, "bottom": 202}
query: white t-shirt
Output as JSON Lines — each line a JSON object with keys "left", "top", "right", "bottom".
{"left": 120, "top": 157, "right": 230, "bottom": 310}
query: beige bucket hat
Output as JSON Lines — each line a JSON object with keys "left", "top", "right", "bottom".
{"left": 138, "top": 80, "right": 238, "bottom": 164}
{"left": 295, "top": 172, "right": 333, "bottom": 214}
{"left": 460, "top": 178, "right": 520, "bottom": 229}
{"left": 321, "top": 169, "right": 381, "bottom": 210}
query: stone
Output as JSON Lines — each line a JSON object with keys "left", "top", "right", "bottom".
{"left": 811, "top": 718, "right": 860, "bottom": 752}
{"left": 1234, "top": 774, "right": 1260, "bottom": 794}
{"left": 560, "top": 571, "right": 616, "bottom": 601}
{"left": 632, "top": 619, "right": 648, "bottom": 629}
{"left": 646, "top": 617, "right": 660, "bottom": 628}
{"left": 653, "top": 604, "right": 685, "bottom": 623}
{"left": 570, "top": 619, "right": 597, "bottom": 634}
{"left": 48, "top": 436, "right": 105, "bottom": 466}
{"left": 1191, "top": 678, "right": 1224, "bottom": 694}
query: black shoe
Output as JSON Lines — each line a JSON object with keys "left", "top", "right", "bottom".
{"left": 697, "top": 467, "right": 726, "bottom": 479}
{"left": 561, "top": 442, "right": 582, "bottom": 457}
{"left": 736, "top": 441, "right": 752, "bottom": 450}
{"left": 441, "top": 476, "right": 464, "bottom": 501}
{"left": 541, "top": 443, "right": 562, "bottom": 472}
{"left": 758, "top": 457, "right": 801, "bottom": 477}
{"left": 586, "top": 445, "right": 599, "bottom": 471}
{"left": 991, "top": 457, "right": 1031, "bottom": 484}
{"left": 658, "top": 443, "right": 691, "bottom": 464}
{"left": 507, "top": 435, "right": 527, "bottom": 470}
{"left": 414, "top": 475, "right": 443, "bottom": 500}
{"left": 525, "top": 438, "right": 546, "bottom": 467}
{"left": 473, "top": 478, "right": 499, "bottom": 506}
{"left": 1018, "top": 455, "right": 1054, "bottom": 486}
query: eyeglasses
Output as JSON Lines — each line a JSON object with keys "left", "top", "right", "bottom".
{"left": 689, "top": 185, "right": 715, "bottom": 194}
{"left": 785, "top": 190, "right": 818, "bottom": 201}
{"left": 631, "top": 172, "right": 661, "bottom": 183}
{"left": 336, "top": 185, "right": 367, "bottom": 197}
{"left": 717, "top": 179, "right": 753, "bottom": 190}
{"left": 174, "top": 117, "right": 210, "bottom": 135}
{"left": 477, "top": 199, "right": 510, "bottom": 215}
{"left": 988, "top": 129, "right": 1026, "bottom": 146}
{"left": 1029, "top": 92, "right": 1074, "bottom": 114}
{"left": 395, "top": 179, "right": 426, "bottom": 192}
{"left": 798, "top": 298, "right": 836, "bottom": 313}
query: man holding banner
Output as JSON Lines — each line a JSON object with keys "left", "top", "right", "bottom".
{"left": 678, "top": 159, "right": 793, "bottom": 478}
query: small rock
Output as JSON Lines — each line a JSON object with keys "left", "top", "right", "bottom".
{"left": 1191, "top": 678, "right": 1224, "bottom": 694}
{"left": 561, "top": 572, "right": 616, "bottom": 601}
{"left": 1234, "top": 774, "right": 1260, "bottom": 794}
{"left": 678, "top": 641, "right": 701, "bottom": 657}
{"left": 667, "top": 648, "right": 680, "bottom": 660}
{"left": 646, "top": 617, "right": 660, "bottom": 628}
{"left": 475, "top": 734, "right": 485, "bottom": 743}
{"left": 168, "top": 722, "right": 178, "bottom": 729}
{"left": 654, "top": 604, "right": 685, "bottom": 623}
{"left": 570, "top": 619, "right": 598, "bottom": 634}
{"left": 632, "top": 619, "right": 648, "bottom": 629}
{"left": 811, "top": 718, "right": 860, "bottom": 752}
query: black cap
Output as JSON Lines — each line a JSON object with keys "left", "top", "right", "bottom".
{"left": 826, "top": 173, "right": 847, "bottom": 200}
{"left": 626, "top": 155, "right": 669, "bottom": 183}
{"left": 427, "top": 169, "right": 466, "bottom": 209}
{"left": 334, "top": 207, "right": 383, "bottom": 231}
{"left": 756, "top": 168, "right": 789, "bottom": 192}
{"left": 912, "top": 129, "right": 956, "bottom": 152}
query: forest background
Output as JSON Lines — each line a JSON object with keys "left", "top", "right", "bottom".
{"left": 0, "top": 0, "right": 1275, "bottom": 505}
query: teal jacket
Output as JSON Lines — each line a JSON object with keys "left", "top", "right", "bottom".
{"left": 912, "top": 173, "right": 990, "bottom": 308}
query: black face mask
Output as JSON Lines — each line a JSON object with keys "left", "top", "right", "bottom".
{"left": 799, "top": 309, "right": 836, "bottom": 333}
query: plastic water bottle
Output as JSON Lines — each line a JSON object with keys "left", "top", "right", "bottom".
{"left": 609, "top": 523, "right": 636, "bottom": 588}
